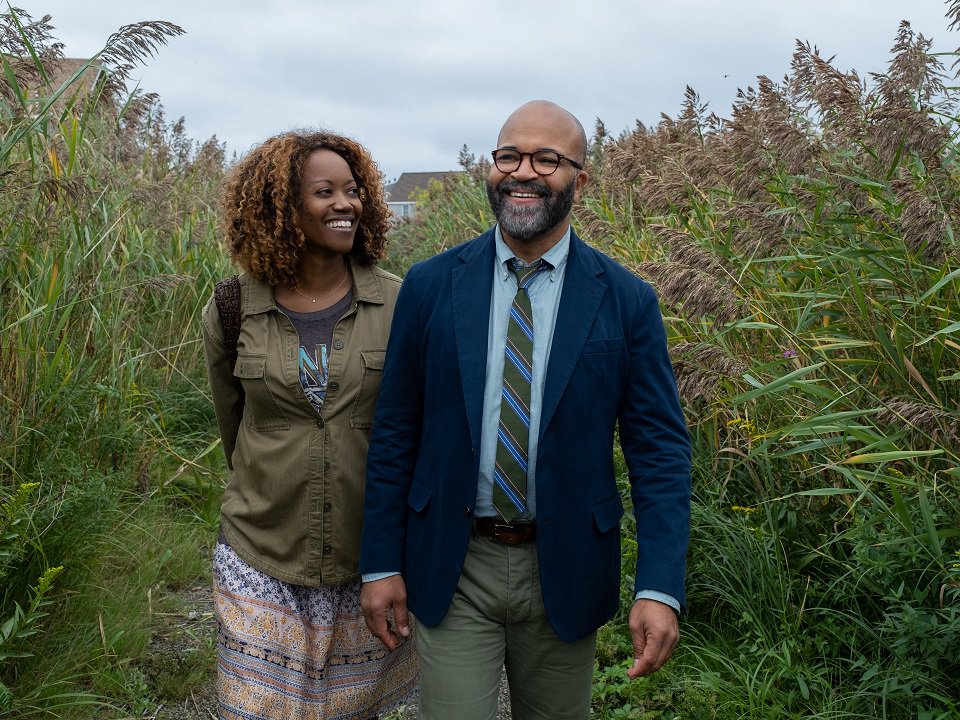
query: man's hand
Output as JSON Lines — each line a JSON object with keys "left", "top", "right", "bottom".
{"left": 627, "top": 598, "right": 679, "bottom": 678}
{"left": 360, "top": 575, "right": 410, "bottom": 651}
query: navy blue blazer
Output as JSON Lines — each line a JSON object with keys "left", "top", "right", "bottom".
{"left": 360, "top": 228, "right": 691, "bottom": 642}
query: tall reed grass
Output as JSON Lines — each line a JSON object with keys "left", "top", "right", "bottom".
{"left": 1, "top": 9, "right": 228, "bottom": 716}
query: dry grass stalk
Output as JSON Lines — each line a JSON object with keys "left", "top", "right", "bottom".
{"left": 650, "top": 224, "right": 728, "bottom": 277}
{"left": 722, "top": 201, "right": 794, "bottom": 258}
{"left": 93, "top": 21, "right": 185, "bottom": 102}
{"left": 630, "top": 259, "right": 742, "bottom": 325}
{"left": 949, "top": 0, "right": 960, "bottom": 32}
{"left": 670, "top": 341, "right": 748, "bottom": 404}
{"left": 891, "top": 179, "right": 948, "bottom": 260}
{"left": 789, "top": 41, "right": 868, "bottom": 145}
{"left": 0, "top": 7, "right": 63, "bottom": 106}
{"left": 585, "top": 17, "right": 960, "bottom": 271}
{"left": 877, "top": 395, "right": 958, "bottom": 445}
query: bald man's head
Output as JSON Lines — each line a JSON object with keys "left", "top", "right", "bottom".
{"left": 497, "top": 100, "right": 587, "bottom": 165}
{"left": 486, "top": 100, "right": 590, "bottom": 257}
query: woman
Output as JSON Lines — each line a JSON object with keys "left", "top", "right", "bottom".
{"left": 202, "top": 131, "right": 417, "bottom": 720}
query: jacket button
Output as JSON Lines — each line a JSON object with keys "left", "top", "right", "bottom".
{"left": 464, "top": 507, "right": 472, "bottom": 517}
{"left": 323, "top": 502, "right": 332, "bottom": 511}
{"left": 323, "top": 461, "right": 330, "bottom": 472}
{"left": 333, "top": 340, "right": 344, "bottom": 350}
{"left": 329, "top": 381, "right": 339, "bottom": 392}
{"left": 323, "top": 544, "right": 332, "bottom": 554}
{"left": 316, "top": 417, "right": 324, "bottom": 428}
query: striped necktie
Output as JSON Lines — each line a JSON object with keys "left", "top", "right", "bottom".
{"left": 493, "top": 258, "right": 549, "bottom": 522}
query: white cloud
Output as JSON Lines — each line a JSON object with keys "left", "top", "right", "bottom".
{"left": 17, "top": 0, "right": 957, "bottom": 181}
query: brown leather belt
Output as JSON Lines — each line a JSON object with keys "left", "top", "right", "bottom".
{"left": 474, "top": 517, "right": 537, "bottom": 544}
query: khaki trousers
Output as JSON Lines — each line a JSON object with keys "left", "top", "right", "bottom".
{"left": 415, "top": 534, "right": 596, "bottom": 720}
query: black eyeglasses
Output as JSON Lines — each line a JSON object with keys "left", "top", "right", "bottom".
{"left": 491, "top": 148, "right": 583, "bottom": 175}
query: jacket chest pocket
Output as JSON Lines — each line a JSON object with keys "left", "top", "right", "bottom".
{"left": 350, "top": 349, "right": 385, "bottom": 429}
{"left": 234, "top": 353, "right": 289, "bottom": 431}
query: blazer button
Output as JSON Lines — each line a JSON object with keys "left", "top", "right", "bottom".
{"left": 464, "top": 507, "right": 472, "bottom": 517}
{"left": 333, "top": 340, "right": 344, "bottom": 350}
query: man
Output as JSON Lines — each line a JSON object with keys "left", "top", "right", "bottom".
{"left": 360, "top": 100, "right": 691, "bottom": 719}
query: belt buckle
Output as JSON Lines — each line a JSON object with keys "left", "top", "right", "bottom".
{"left": 493, "top": 522, "right": 522, "bottom": 543}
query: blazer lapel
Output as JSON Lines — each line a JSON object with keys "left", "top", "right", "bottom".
{"left": 540, "top": 232, "right": 606, "bottom": 438}
{"left": 452, "top": 230, "right": 496, "bottom": 451}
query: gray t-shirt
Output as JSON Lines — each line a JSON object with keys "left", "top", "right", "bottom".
{"left": 279, "top": 291, "right": 352, "bottom": 413}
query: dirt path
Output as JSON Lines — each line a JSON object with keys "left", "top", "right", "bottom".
{"left": 141, "top": 584, "right": 218, "bottom": 719}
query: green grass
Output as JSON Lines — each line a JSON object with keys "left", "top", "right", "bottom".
{"left": 0, "top": 8, "right": 226, "bottom": 717}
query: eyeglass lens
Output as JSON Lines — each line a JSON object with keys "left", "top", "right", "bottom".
{"left": 493, "top": 150, "right": 563, "bottom": 175}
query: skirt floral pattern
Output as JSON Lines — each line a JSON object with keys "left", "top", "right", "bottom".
{"left": 213, "top": 542, "right": 418, "bottom": 720}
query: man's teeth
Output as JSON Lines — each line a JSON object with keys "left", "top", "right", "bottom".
{"left": 511, "top": 192, "right": 540, "bottom": 198}
{"left": 327, "top": 220, "right": 352, "bottom": 228}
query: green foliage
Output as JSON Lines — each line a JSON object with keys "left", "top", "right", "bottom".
{"left": 0, "top": 483, "right": 41, "bottom": 591}
{"left": 0, "top": 8, "right": 226, "bottom": 716}
{"left": 0, "top": 566, "right": 65, "bottom": 712}
{"left": 592, "top": 626, "right": 719, "bottom": 720}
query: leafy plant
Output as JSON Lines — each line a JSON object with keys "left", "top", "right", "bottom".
{"left": 0, "top": 7, "right": 226, "bottom": 715}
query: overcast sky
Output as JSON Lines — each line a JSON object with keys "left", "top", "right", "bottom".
{"left": 19, "top": 1, "right": 958, "bottom": 182}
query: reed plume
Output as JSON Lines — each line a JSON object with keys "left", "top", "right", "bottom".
{"left": 878, "top": 395, "right": 959, "bottom": 445}
{"left": 670, "top": 341, "right": 748, "bottom": 404}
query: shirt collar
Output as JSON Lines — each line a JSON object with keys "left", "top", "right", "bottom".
{"left": 348, "top": 261, "right": 387, "bottom": 305}
{"left": 494, "top": 224, "right": 571, "bottom": 279}
{"left": 242, "top": 260, "right": 386, "bottom": 315}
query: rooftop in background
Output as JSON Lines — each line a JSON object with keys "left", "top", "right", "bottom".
{"left": 385, "top": 171, "right": 462, "bottom": 221}
{"left": 385, "top": 171, "right": 461, "bottom": 201}
{"left": 18, "top": 57, "right": 100, "bottom": 106}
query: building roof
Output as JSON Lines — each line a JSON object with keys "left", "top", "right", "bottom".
{"left": 386, "top": 171, "right": 461, "bottom": 202}
{"left": 19, "top": 57, "right": 100, "bottom": 107}
{"left": 49, "top": 58, "right": 96, "bottom": 89}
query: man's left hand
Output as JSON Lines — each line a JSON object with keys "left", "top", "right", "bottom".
{"left": 627, "top": 598, "right": 679, "bottom": 678}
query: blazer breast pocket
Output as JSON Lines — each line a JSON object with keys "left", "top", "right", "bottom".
{"left": 581, "top": 337, "right": 624, "bottom": 355}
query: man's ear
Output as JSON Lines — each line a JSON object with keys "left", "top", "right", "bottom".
{"left": 573, "top": 169, "right": 589, "bottom": 201}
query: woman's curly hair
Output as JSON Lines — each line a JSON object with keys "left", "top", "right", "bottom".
{"left": 221, "top": 130, "right": 391, "bottom": 284}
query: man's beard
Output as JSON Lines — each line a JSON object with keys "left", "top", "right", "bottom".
{"left": 485, "top": 176, "right": 576, "bottom": 242}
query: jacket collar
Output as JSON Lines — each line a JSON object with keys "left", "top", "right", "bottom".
{"left": 539, "top": 229, "right": 607, "bottom": 436}
{"left": 240, "top": 260, "right": 385, "bottom": 315}
{"left": 348, "top": 261, "right": 387, "bottom": 306}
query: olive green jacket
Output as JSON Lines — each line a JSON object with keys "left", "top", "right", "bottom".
{"left": 202, "top": 263, "right": 400, "bottom": 586}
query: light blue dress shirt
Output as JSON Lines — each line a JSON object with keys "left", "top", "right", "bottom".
{"left": 473, "top": 226, "right": 570, "bottom": 519}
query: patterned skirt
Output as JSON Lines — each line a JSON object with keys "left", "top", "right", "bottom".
{"left": 213, "top": 542, "right": 418, "bottom": 720}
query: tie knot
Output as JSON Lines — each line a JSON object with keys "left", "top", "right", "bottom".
{"left": 509, "top": 258, "right": 548, "bottom": 289}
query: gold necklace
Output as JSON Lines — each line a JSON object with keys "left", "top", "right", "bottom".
{"left": 292, "top": 267, "right": 348, "bottom": 304}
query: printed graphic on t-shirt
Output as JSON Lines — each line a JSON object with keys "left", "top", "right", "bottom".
{"left": 300, "top": 344, "right": 328, "bottom": 412}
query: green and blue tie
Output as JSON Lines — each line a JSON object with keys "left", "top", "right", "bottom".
{"left": 493, "top": 258, "right": 549, "bottom": 522}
